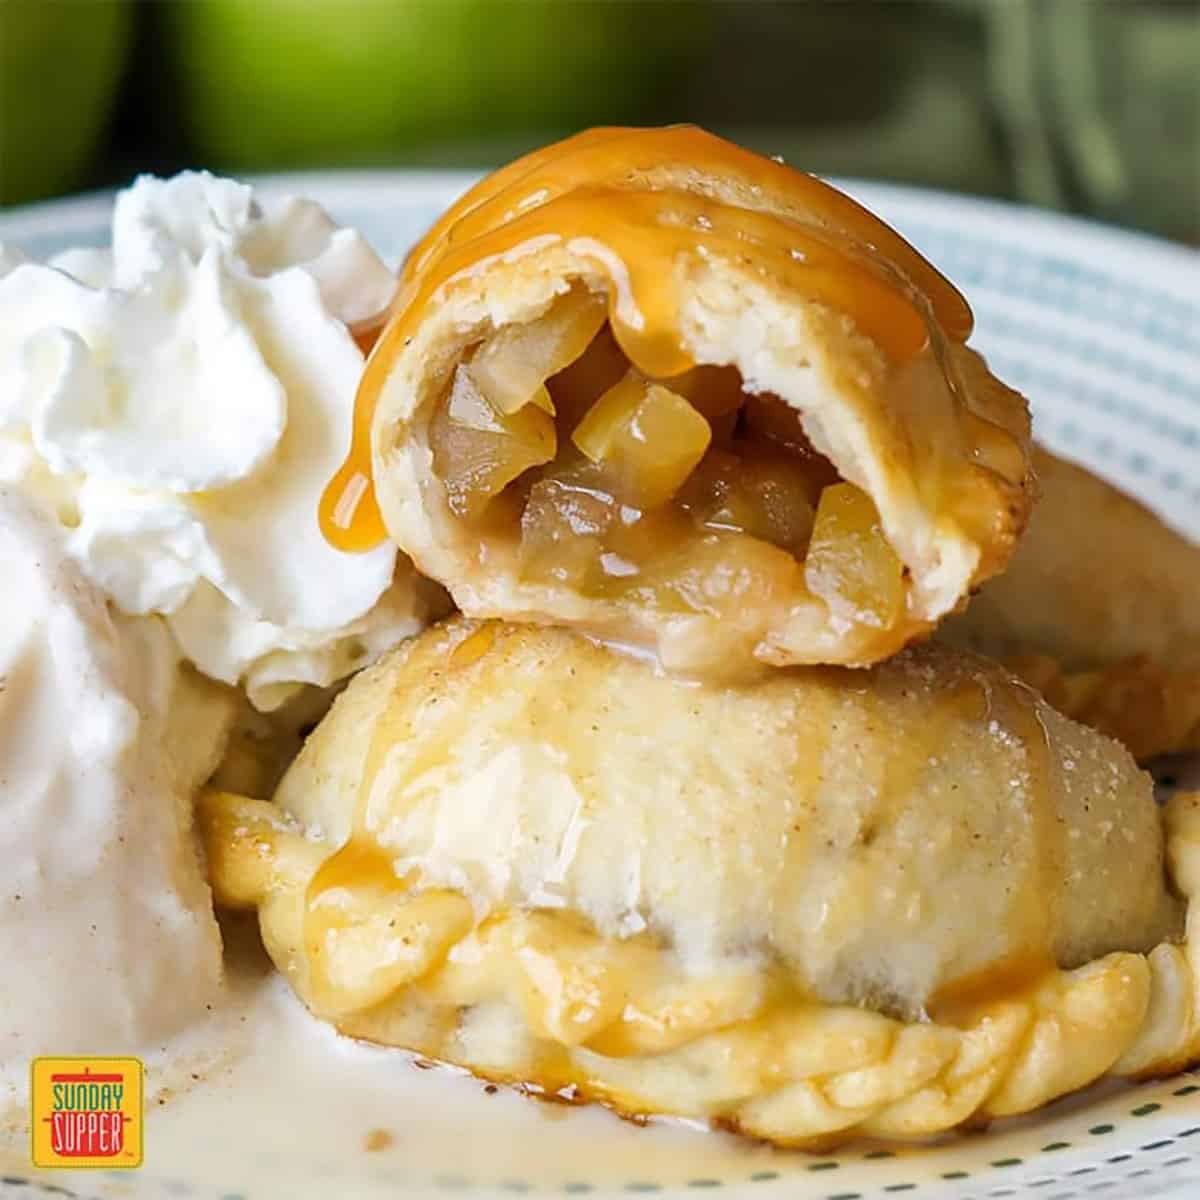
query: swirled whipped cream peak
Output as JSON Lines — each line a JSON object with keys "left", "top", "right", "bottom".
{"left": 0, "top": 172, "right": 436, "bottom": 709}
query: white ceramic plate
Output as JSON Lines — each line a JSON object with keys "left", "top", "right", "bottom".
{"left": 1, "top": 172, "right": 1198, "bottom": 1200}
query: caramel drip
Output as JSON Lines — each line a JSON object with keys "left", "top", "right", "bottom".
{"left": 351, "top": 317, "right": 386, "bottom": 358}
{"left": 320, "top": 125, "right": 974, "bottom": 552}
{"left": 302, "top": 836, "right": 411, "bottom": 1010}
{"left": 974, "top": 672, "right": 1064, "bottom": 975}
{"left": 928, "top": 951, "right": 1055, "bottom": 1026}
{"left": 303, "top": 624, "right": 505, "bottom": 959}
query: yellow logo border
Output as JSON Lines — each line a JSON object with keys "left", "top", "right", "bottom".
{"left": 30, "top": 1056, "right": 144, "bottom": 1170}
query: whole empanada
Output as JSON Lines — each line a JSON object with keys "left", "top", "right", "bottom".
{"left": 201, "top": 619, "right": 1199, "bottom": 1147}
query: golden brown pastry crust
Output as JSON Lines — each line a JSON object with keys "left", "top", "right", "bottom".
{"left": 943, "top": 445, "right": 1200, "bottom": 758}
{"left": 322, "top": 127, "right": 1034, "bottom": 672}
{"left": 199, "top": 620, "right": 1192, "bottom": 1147}
{"left": 1002, "top": 654, "right": 1200, "bottom": 762}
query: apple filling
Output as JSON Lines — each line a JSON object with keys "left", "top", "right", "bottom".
{"left": 428, "top": 290, "right": 906, "bottom": 633}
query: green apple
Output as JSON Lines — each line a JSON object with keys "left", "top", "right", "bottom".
{"left": 163, "top": 0, "right": 710, "bottom": 169}
{"left": 0, "top": 0, "right": 132, "bottom": 204}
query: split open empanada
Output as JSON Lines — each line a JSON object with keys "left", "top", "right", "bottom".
{"left": 942, "top": 446, "right": 1200, "bottom": 759}
{"left": 320, "top": 126, "right": 1034, "bottom": 676}
{"left": 200, "top": 619, "right": 1199, "bottom": 1147}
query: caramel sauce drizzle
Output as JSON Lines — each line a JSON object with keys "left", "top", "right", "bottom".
{"left": 321, "top": 125, "right": 974, "bottom": 553}
{"left": 928, "top": 951, "right": 1056, "bottom": 1026}
{"left": 301, "top": 628, "right": 492, "bottom": 1004}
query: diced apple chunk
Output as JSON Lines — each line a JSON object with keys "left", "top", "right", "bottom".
{"left": 677, "top": 444, "right": 816, "bottom": 555}
{"left": 612, "top": 530, "right": 803, "bottom": 620}
{"left": 519, "top": 477, "right": 615, "bottom": 589}
{"left": 430, "top": 366, "right": 556, "bottom": 521}
{"left": 598, "top": 504, "right": 693, "bottom": 587}
{"left": 546, "top": 324, "right": 630, "bottom": 433}
{"left": 469, "top": 289, "right": 607, "bottom": 416}
{"left": 804, "top": 482, "right": 905, "bottom": 629}
{"left": 572, "top": 370, "right": 712, "bottom": 510}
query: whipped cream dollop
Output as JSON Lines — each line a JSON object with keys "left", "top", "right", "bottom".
{"left": 0, "top": 491, "right": 235, "bottom": 1073}
{"left": 0, "top": 172, "right": 433, "bottom": 709}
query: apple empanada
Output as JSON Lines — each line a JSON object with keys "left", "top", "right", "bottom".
{"left": 942, "top": 446, "right": 1200, "bottom": 759}
{"left": 320, "top": 126, "right": 1033, "bottom": 675}
{"left": 200, "top": 619, "right": 1198, "bottom": 1147}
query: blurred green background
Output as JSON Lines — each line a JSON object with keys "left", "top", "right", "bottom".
{"left": 1, "top": 0, "right": 1197, "bottom": 241}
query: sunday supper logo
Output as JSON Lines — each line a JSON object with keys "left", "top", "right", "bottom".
{"left": 30, "top": 1057, "right": 143, "bottom": 1168}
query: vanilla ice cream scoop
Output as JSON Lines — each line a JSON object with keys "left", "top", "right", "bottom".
{"left": 0, "top": 491, "right": 235, "bottom": 1071}
{"left": 0, "top": 172, "right": 439, "bottom": 709}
